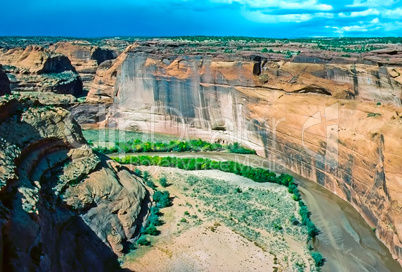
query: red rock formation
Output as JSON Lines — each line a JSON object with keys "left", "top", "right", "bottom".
{"left": 0, "top": 96, "right": 147, "bottom": 271}
{"left": 0, "top": 45, "right": 83, "bottom": 95}
{"left": 50, "top": 41, "right": 117, "bottom": 90}
{"left": 84, "top": 44, "right": 402, "bottom": 264}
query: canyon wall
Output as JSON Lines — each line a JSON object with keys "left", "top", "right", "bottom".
{"left": 0, "top": 45, "right": 83, "bottom": 95}
{"left": 50, "top": 41, "right": 118, "bottom": 90}
{"left": 83, "top": 44, "right": 402, "bottom": 263}
{"left": 0, "top": 96, "right": 147, "bottom": 271}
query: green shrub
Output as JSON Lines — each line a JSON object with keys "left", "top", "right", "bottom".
{"left": 290, "top": 216, "right": 299, "bottom": 225}
{"left": 307, "top": 220, "right": 320, "bottom": 238}
{"left": 367, "top": 112, "right": 382, "bottom": 117}
{"left": 153, "top": 191, "right": 171, "bottom": 208}
{"left": 159, "top": 177, "right": 168, "bottom": 187}
{"left": 146, "top": 180, "right": 156, "bottom": 190}
{"left": 136, "top": 236, "right": 150, "bottom": 246}
{"left": 144, "top": 225, "right": 160, "bottom": 235}
{"left": 134, "top": 168, "right": 142, "bottom": 177}
{"left": 311, "top": 252, "right": 325, "bottom": 266}
{"left": 148, "top": 213, "right": 163, "bottom": 226}
{"left": 143, "top": 171, "right": 150, "bottom": 181}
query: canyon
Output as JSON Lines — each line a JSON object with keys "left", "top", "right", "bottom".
{"left": 82, "top": 39, "right": 402, "bottom": 265}
{"left": 0, "top": 37, "right": 401, "bottom": 270}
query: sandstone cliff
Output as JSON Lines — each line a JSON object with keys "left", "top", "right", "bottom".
{"left": 0, "top": 96, "right": 147, "bottom": 271}
{"left": 83, "top": 44, "right": 402, "bottom": 264}
{"left": 0, "top": 46, "right": 83, "bottom": 95}
{"left": 50, "top": 41, "right": 117, "bottom": 91}
{"left": 0, "top": 65, "right": 10, "bottom": 96}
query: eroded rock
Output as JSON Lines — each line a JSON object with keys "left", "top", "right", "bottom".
{"left": 0, "top": 45, "right": 83, "bottom": 96}
{"left": 50, "top": 41, "right": 117, "bottom": 91}
{"left": 82, "top": 43, "right": 402, "bottom": 265}
{"left": 0, "top": 96, "right": 147, "bottom": 270}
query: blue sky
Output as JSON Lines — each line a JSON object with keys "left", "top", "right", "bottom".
{"left": 1, "top": 0, "right": 401, "bottom": 37}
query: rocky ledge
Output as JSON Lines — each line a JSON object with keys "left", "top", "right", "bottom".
{"left": 0, "top": 96, "right": 147, "bottom": 271}
{"left": 0, "top": 45, "right": 83, "bottom": 96}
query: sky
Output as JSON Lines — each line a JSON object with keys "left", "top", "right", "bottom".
{"left": 1, "top": 0, "right": 401, "bottom": 37}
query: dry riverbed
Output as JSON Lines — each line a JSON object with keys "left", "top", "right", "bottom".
{"left": 122, "top": 167, "right": 317, "bottom": 272}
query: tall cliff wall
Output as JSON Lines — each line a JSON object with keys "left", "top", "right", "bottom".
{"left": 83, "top": 45, "right": 402, "bottom": 264}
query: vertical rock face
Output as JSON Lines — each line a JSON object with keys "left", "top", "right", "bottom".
{"left": 50, "top": 41, "right": 118, "bottom": 91}
{"left": 84, "top": 46, "right": 402, "bottom": 264}
{"left": 0, "top": 65, "right": 10, "bottom": 96}
{"left": 0, "top": 45, "right": 83, "bottom": 95}
{"left": 0, "top": 96, "right": 147, "bottom": 271}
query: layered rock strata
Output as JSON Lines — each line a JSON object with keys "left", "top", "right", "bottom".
{"left": 50, "top": 41, "right": 117, "bottom": 91}
{"left": 0, "top": 96, "right": 147, "bottom": 271}
{"left": 0, "top": 45, "right": 83, "bottom": 95}
{"left": 82, "top": 44, "right": 402, "bottom": 264}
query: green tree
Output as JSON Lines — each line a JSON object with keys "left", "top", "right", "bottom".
{"left": 159, "top": 177, "right": 168, "bottom": 187}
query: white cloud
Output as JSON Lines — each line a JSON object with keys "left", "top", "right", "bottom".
{"left": 371, "top": 17, "right": 380, "bottom": 23}
{"left": 382, "top": 8, "right": 402, "bottom": 18}
{"left": 211, "top": 0, "right": 333, "bottom": 10}
{"left": 339, "top": 8, "right": 380, "bottom": 17}
{"left": 350, "top": 8, "right": 380, "bottom": 17}
{"left": 347, "top": 0, "right": 398, "bottom": 7}
{"left": 244, "top": 10, "right": 314, "bottom": 23}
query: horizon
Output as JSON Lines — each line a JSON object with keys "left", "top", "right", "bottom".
{"left": 0, "top": 35, "right": 400, "bottom": 39}
{"left": 2, "top": 0, "right": 402, "bottom": 38}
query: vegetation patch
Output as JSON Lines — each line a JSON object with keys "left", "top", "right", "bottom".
{"left": 114, "top": 155, "right": 320, "bottom": 244}
{"left": 92, "top": 138, "right": 256, "bottom": 155}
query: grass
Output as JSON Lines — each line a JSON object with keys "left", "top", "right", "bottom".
{"left": 367, "top": 112, "right": 382, "bottom": 117}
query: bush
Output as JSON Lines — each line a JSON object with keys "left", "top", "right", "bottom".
{"left": 146, "top": 180, "right": 156, "bottom": 190}
{"left": 290, "top": 216, "right": 299, "bottom": 225}
{"left": 136, "top": 236, "right": 150, "bottom": 246}
{"left": 228, "top": 142, "right": 256, "bottom": 154}
{"left": 153, "top": 191, "right": 171, "bottom": 208}
{"left": 307, "top": 220, "right": 320, "bottom": 238}
{"left": 311, "top": 252, "right": 325, "bottom": 266}
{"left": 145, "top": 224, "right": 160, "bottom": 235}
{"left": 134, "top": 168, "right": 142, "bottom": 177}
{"left": 148, "top": 213, "right": 163, "bottom": 226}
{"left": 159, "top": 177, "right": 168, "bottom": 187}
{"left": 143, "top": 171, "right": 150, "bottom": 181}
